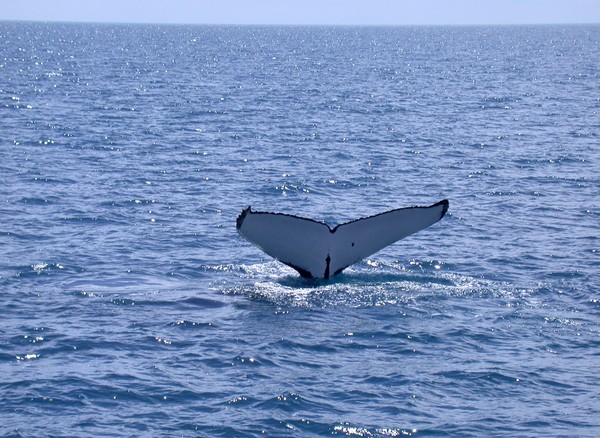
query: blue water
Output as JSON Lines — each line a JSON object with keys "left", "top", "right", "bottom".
{"left": 1, "top": 22, "right": 599, "bottom": 436}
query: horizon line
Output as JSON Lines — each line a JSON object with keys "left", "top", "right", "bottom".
{"left": 2, "top": 18, "right": 599, "bottom": 27}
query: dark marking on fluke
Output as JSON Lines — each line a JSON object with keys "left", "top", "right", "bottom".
{"left": 236, "top": 199, "right": 449, "bottom": 280}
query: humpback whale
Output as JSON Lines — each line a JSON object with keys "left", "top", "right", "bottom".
{"left": 236, "top": 199, "right": 449, "bottom": 279}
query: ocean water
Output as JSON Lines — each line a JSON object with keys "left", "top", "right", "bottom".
{"left": 0, "top": 22, "right": 598, "bottom": 437}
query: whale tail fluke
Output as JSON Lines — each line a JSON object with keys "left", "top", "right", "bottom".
{"left": 237, "top": 200, "right": 449, "bottom": 279}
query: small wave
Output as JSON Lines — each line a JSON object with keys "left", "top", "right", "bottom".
{"left": 170, "top": 320, "right": 215, "bottom": 329}
{"left": 32, "top": 262, "right": 65, "bottom": 274}
{"left": 17, "top": 196, "right": 55, "bottom": 205}
{"left": 66, "top": 275, "right": 184, "bottom": 293}
{"left": 332, "top": 422, "right": 418, "bottom": 437}
{"left": 11, "top": 262, "right": 68, "bottom": 279}
{"left": 253, "top": 390, "right": 341, "bottom": 417}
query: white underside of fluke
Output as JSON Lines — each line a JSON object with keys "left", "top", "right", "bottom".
{"left": 236, "top": 200, "right": 449, "bottom": 279}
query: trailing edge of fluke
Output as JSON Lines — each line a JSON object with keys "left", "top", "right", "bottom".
{"left": 236, "top": 199, "right": 449, "bottom": 280}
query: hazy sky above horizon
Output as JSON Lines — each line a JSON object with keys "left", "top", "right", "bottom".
{"left": 2, "top": 0, "right": 599, "bottom": 26}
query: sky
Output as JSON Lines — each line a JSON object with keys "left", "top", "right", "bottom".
{"left": 2, "top": 0, "right": 599, "bottom": 26}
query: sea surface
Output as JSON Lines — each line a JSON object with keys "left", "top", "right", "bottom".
{"left": 0, "top": 22, "right": 599, "bottom": 437}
